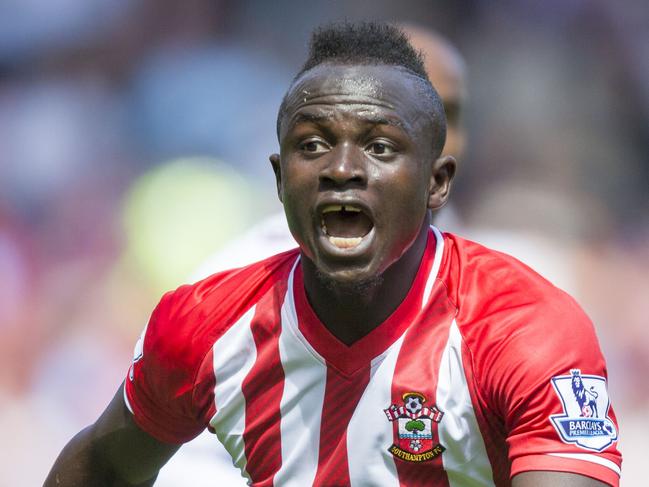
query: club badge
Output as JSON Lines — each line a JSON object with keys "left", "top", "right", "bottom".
{"left": 384, "top": 392, "right": 445, "bottom": 463}
{"left": 549, "top": 369, "right": 618, "bottom": 452}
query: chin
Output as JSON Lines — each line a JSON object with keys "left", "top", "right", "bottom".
{"left": 314, "top": 265, "right": 384, "bottom": 295}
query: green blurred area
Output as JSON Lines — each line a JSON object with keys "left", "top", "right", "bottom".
{"left": 121, "top": 157, "right": 270, "bottom": 295}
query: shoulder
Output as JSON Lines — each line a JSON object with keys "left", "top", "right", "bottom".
{"left": 443, "top": 233, "right": 605, "bottom": 396}
{"left": 124, "top": 249, "right": 299, "bottom": 443}
{"left": 144, "top": 249, "right": 300, "bottom": 372}
{"left": 443, "top": 233, "right": 587, "bottom": 330}
{"left": 443, "top": 233, "right": 602, "bottom": 383}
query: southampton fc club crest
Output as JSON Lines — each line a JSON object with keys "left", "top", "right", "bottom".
{"left": 384, "top": 392, "right": 445, "bottom": 462}
{"left": 550, "top": 369, "right": 618, "bottom": 452}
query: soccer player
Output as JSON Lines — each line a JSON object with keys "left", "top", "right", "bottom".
{"left": 152, "top": 25, "right": 468, "bottom": 487}
{"left": 46, "top": 22, "right": 621, "bottom": 487}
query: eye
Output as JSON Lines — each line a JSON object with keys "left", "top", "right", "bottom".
{"left": 299, "top": 139, "right": 329, "bottom": 154}
{"left": 365, "top": 141, "right": 396, "bottom": 157}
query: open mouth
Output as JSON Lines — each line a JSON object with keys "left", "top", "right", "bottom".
{"left": 321, "top": 204, "right": 374, "bottom": 250}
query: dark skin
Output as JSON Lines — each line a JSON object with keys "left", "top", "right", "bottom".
{"left": 45, "top": 64, "right": 610, "bottom": 486}
{"left": 271, "top": 64, "right": 453, "bottom": 344}
{"left": 44, "top": 383, "right": 179, "bottom": 486}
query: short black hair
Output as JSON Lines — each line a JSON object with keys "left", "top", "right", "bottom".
{"left": 276, "top": 21, "right": 446, "bottom": 156}
{"left": 297, "top": 21, "right": 429, "bottom": 81}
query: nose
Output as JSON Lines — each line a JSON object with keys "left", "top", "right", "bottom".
{"left": 319, "top": 143, "right": 367, "bottom": 189}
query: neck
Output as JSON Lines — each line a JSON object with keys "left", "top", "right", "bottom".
{"left": 301, "top": 221, "right": 430, "bottom": 345}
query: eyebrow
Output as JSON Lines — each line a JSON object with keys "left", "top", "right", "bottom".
{"left": 289, "top": 112, "right": 328, "bottom": 127}
{"left": 288, "top": 111, "right": 410, "bottom": 133}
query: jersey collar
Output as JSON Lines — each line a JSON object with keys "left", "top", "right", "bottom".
{"left": 290, "top": 227, "right": 444, "bottom": 377}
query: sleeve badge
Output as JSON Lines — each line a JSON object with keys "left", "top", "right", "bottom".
{"left": 549, "top": 369, "right": 618, "bottom": 451}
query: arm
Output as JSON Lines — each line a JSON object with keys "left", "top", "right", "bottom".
{"left": 45, "top": 383, "right": 180, "bottom": 487}
{"left": 513, "top": 471, "right": 610, "bottom": 487}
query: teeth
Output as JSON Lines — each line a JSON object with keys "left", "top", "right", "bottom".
{"left": 328, "top": 236, "right": 363, "bottom": 249}
{"left": 322, "top": 204, "right": 342, "bottom": 214}
{"left": 320, "top": 204, "right": 366, "bottom": 250}
{"left": 343, "top": 205, "right": 361, "bottom": 212}
{"left": 322, "top": 204, "right": 362, "bottom": 214}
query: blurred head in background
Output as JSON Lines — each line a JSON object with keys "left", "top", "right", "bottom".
{"left": 403, "top": 23, "right": 467, "bottom": 160}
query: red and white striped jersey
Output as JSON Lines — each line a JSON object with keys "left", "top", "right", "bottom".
{"left": 125, "top": 227, "right": 621, "bottom": 486}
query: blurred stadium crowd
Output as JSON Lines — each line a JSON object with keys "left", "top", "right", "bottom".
{"left": 0, "top": 0, "right": 647, "bottom": 485}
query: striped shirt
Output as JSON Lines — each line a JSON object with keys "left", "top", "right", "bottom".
{"left": 125, "top": 228, "right": 621, "bottom": 486}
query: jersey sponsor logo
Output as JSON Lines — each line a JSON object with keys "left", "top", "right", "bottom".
{"left": 550, "top": 369, "right": 618, "bottom": 451}
{"left": 384, "top": 392, "right": 445, "bottom": 462}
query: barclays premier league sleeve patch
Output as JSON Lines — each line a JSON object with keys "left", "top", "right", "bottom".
{"left": 549, "top": 369, "right": 618, "bottom": 451}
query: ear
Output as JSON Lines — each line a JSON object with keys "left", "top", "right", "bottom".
{"left": 427, "top": 155, "right": 456, "bottom": 210}
{"left": 269, "top": 153, "right": 283, "bottom": 203}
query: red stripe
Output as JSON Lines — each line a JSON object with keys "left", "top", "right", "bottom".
{"left": 390, "top": 284, "right": 456, "bottom": 487}
{"left": 460, "top": 339, "right": 511, "bottom": 487}
{"left": 241, "top": 281, "right": 289, "bottom": 486}
{"left": 312, "top": 365, "right": 371, "bottom": 486}
{"left": 193, "top": 346, "right": 217, "bottom": 432}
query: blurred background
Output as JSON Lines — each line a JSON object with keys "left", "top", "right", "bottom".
{"left": 0, "top": 0, "right": 647, "bottom": 485}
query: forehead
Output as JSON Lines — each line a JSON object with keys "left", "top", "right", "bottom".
{"left": 281, "top": 64, "right": 433, "bottom": 136}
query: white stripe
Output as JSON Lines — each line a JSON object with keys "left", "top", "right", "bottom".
{"left": 436, "top": 320, "right": 496, "bottom": 487}
{"left": 547, "top": 452, "right": 621, "bottom": 476}
{"left": 347, "top": 336, "right": 406, "bottom": 487}
{"left": 422, "top": 225, "right": 445, "bottom": 308}
{"left": 273, "top": 262, "right": 328, "bottom": 487}
{"left": 123, "top": 384, "right": 133, "bottom": 413}
{"left": 209, "top": 305, "right": 258, "bottom": 483}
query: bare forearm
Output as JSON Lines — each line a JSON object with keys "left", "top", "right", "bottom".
{"left": 44, "top": 426, "right": 156, "bottom": 487}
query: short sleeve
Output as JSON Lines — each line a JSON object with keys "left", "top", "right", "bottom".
{"left": 484, "top": 295, "right": 621, "bottom": 486}
{"left": 124, "top": 289, "right": 212, "bottom": 444}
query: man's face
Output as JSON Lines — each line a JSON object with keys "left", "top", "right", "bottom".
{"left": 272, "top": 64, "right": 448, "bottom": 285}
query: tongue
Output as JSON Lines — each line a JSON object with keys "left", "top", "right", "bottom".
{"left": 323, "top": 210, "right": 373, "bottom": 238}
